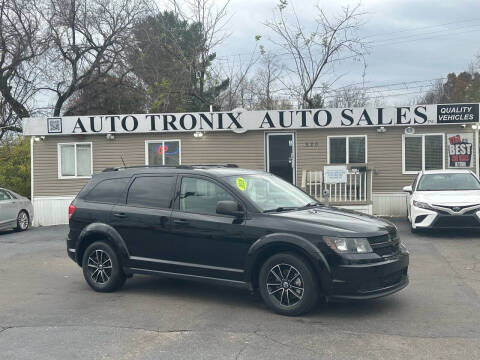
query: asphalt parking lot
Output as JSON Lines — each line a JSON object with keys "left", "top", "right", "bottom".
{"left": 1, "top": 219, "right": 480, "bottom": 360}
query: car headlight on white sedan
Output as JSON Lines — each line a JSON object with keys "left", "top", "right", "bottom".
{"left": 413, "top": 200, "right": 434, "bottom": 210}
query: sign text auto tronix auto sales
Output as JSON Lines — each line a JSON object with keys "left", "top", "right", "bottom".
{"left": 22, "top": 103, "right": 480, "bottom": 136}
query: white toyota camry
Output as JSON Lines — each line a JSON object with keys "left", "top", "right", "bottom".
{"left": 403, "top": 169, "right": 480, "bottom": 232}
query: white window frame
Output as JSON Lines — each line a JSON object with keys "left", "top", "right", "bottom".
{"left": 145, "top": 139, "right": 182, "bottom": 166}
{"left": 402, "top": 133, "right": 445, "bottom": 174}
{"left": 57, "top": 142, "right": 93, "bottom": 179}
{"left": 327, "top": 135, "right": 367, "bottom": 164}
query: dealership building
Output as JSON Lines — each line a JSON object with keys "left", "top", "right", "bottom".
{"left": 23, "top": 103, "right": 479, "bottom": 226}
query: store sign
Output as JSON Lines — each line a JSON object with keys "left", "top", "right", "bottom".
{"left": 447, "top": 133, "right": 474, "bottom": 168}
{"left": 437, "top": 104, "right": 479, "bottom": 124}
{"left": 23, "top": 103, "right": 480, "bottom": 136}
{"left": 324, "top": 165, "right": 347, "bottom": 184}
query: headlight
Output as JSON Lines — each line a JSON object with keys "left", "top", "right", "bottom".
{"left": 324, "top": 236, "right": 373, "bottom": 254}
{"left": 413, "top": 200, "right": 433, "bottom": 210}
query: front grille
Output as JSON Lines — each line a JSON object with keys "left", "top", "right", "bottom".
{"left": 433, "top": 215, "right": 480, "bottom": 228}
{"left": 368, "top": 229, "right": 399, "bottom": 257}
{"left": 368, "top": 234, "right": 389, "bottom": 244}
{"left": 432, "top": 204, "right": 480, "bottom": 212}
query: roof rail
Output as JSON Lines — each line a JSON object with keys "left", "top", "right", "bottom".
{"left": 102, "top": 164, "right": 238, "bottom": 172}
{"left": 190, "top": 164, "right": 239, "bottom": 168}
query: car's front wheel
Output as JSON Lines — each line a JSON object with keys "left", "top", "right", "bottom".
{"left": 16, "top": 211, "right": 29, "bottom": 232}
{"left": 258, "top": 252, "right": 319, "bottom": 316}
{"left": 82, "top": 241, "right": 126, "bottom": 292}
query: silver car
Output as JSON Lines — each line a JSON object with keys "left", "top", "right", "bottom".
{"left": 0, "top": 188, "right": 33, "bottom": 231}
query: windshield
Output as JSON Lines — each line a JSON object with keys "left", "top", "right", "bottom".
{"left": 417, "top": 173, "right": 480, "bottom": 191}
{"left": 225, "top": 174, "right": 316, "bottom": 211}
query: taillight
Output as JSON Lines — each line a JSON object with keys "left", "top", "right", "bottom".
{"left": 68, "top": 204, "right": 76, "bottom": 220}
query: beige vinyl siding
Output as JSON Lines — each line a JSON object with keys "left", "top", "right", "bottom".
{"left": 33, "top": 132, "right": 265, "bottom": 196}
{"left": 295, "top": 126, "right": 476, "bottom": 193}
{"left": 33, "top": 125, "right": 476, "bottom": 197}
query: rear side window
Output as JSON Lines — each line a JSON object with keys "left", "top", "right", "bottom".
{"left": 127, "top": 176, "right": 176, "bottom": 209}
{"left": 84, "top": 178, "right": 129, "bottom": 204}
{"left": 7, "top": 191, "right": 17, "bottom": 199}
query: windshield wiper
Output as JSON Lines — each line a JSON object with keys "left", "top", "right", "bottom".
{"left": 263, "top": 206, "right": 299, "bottom": 213}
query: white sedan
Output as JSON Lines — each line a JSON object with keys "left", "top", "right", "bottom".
{"left": 403, "top": 170, "right": 480, "bottom": 232}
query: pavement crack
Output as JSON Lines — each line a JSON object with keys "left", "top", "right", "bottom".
{"left": 254, "top": 330, "right": 325, "bottom": 356}
{"left": 0, "top": 324, "right": 193, "bottom": 335}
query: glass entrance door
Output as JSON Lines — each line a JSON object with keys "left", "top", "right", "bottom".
{"left": 266, "top": 133, "right": 295, "bottom": 184}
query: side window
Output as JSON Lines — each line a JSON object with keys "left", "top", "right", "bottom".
{"left": 0, "top": 190, "right": 11, "bottom": 201}
{"left": 84, "top": 178, "right": 129, "bottom": 204}
{"left": 146, "top": 141, "right": 181, "bottom": 165}
{"left": 58, "top": 143, "right": 92, "bottom": 178}
{"left": 328, "top": 136, "right": 366, "bottom": 164}
{"left": 180, "top": 177, "right": 236, "bottom": 215}
{"left": 127, "top": 176, "right": 176, "bottom": 209}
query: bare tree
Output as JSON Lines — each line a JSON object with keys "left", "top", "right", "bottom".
{"left": 327, "top": 86, "right": 368, "bottom": 108}
{"left": 170, "top": 0, "right": 231, "bottom": 108}
{"left": 0, "top": 0, "right": 47, "bottom": 130}
{"left": 39, "top": 0, "right": 149, "bottom": 116}
{"left": 252, "top": 52, "right": 285, "bottom": 109}
{"left": 265, "top": 1, "right": 368, "bottom": 108}
{"left": 214, "top": 42, "right": 260, "bottom": 110}
{"left": 416, "top": 79, "right": 445, "bottom": 105}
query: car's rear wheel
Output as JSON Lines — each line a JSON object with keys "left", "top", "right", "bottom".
{"left": 16, "top": 211, "right": 29, "bottom": 232}
{"left": 258, "top": 252, "right": 319, "bottom": 316}
{"left": 82, "top": 241, "right": 126, "bottom": 292}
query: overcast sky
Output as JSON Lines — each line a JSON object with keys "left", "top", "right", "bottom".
{"left": 214, "top": 0, "right": 480, "bottom": 105}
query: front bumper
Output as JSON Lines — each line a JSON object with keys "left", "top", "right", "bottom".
{"left": 412, "top": 206, "right": 480, "bottom": 229}
{"left": 327, "top": 252, "right": 409, "bottom": 300}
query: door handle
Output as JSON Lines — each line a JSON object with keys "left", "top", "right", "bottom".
{"left": 173, "top": 219, "right": 188, "bottom": 224}
{"left": 113, "top": 213, "right": 127, "bottom": 218}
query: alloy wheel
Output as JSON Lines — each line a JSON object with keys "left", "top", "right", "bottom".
{"left": 87, "top": 249, "right": 113, "bottom": 284}
{"left": 266, "top": 263, "right": 304, "bottom": 307}
{"left": 18, "top": 212, "right": 28, "bottom": 230}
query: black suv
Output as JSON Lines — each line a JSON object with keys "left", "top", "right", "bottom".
{"left": 67, "top": 165, "right": 409, "bottom": 316}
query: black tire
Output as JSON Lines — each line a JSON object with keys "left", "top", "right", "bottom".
{"left": 258, "top": 252, "right": 319, "bottom": 316}
{"left": 16, "top": 211, "right": 29, "bottom": 232}
{"left": 82, "top": 241, "right": 126, "bottom": 292}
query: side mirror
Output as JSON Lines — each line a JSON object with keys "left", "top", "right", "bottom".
{"left": 216, "top": 200, "right": 244, "bottom": 218}
{"left": 402, "top": 185, "right": 413, "bottom": 194}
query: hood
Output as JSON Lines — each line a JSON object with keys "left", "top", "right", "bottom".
{"left": 415, "top": 190, "right": 480, "bottom": 206}
{"left": 271, "top": 206, "right": 395, "bottom": 236}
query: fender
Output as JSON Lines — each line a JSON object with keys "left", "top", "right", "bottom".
{"left": 245, "top": 232, "right": 331, "bottom": 291}
{"left": 77, "top": 223, "right": 130, "bottom": 264}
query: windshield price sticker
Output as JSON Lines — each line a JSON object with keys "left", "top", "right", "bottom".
{"left": 236, "top": 177, "right": 247, "bottom": 191}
